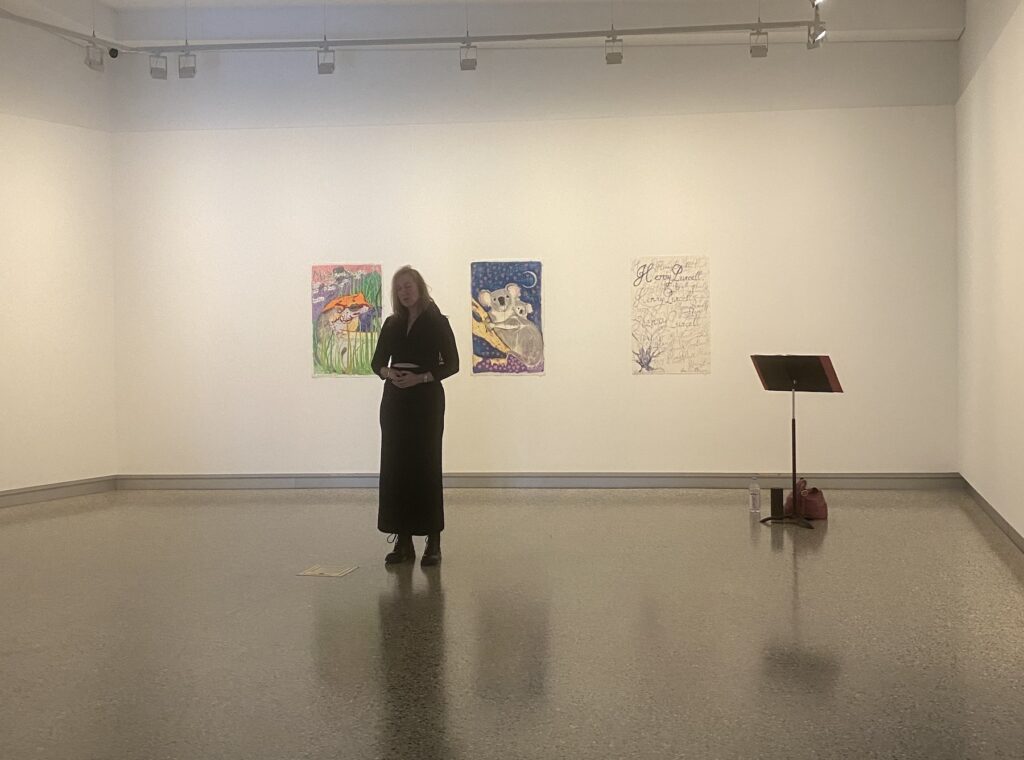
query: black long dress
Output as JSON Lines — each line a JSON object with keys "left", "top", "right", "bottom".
{"left": 371, "top": 302, "right": 459, "bottom": 536}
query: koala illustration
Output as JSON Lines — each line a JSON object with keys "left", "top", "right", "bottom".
{"left": 478, "top": 283, "right": 544, "bottom": 368}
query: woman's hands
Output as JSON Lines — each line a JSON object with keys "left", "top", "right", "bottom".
{"left": 386, "top": 369, "right": 431, "bottom": 389}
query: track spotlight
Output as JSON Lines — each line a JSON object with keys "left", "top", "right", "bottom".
{"left": 807, "top": 10, "right": 827, "bottom": 49}
{"left": 317, "top": 47, "right": 335, "bottom": 75}
{"left": 460, "top": 43, "right": 477, "bottom": 71}
{"left": 84, "top": 43, "right": 104, "bottom": 72}
{"left": 807, "top": 22, "right": 827, "bottom": 48}
{"left": 749, "top": 31, "right": 768, "bottom": 58}
{"left": 149, "top": 54, "right": 168, "bottom": 79}
{"left": 178, "top": 52, "right": 197, "bottom": 78}
{"left": 605, "top": 36, "right": 623, "bottom": 64}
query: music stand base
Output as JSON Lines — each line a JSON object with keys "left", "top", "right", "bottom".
{"left": 760, "top": 515, "right": 814, "bottom": 529}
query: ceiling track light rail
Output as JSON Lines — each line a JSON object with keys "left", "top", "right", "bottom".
{"left": 133, "top": 20, "right": 825, "bottom": 55}
{"left": 0, "top": 5, "right": 827, "bottom": 63}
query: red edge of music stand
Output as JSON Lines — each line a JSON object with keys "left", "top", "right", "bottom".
{"left": 820, "top": 356, "right": 843, "bottom": 394}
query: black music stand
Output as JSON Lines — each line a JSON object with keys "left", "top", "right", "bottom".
{"left": 751, "top": 355, "right": 843, "bottom": 529}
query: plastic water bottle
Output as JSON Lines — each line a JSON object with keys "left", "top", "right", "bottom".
{"left": 748, "top": 477, "right": 761, "bottom": 514}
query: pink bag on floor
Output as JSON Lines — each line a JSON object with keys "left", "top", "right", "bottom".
{"left": 784, "top": 479, "right": 828, "bottom": 520}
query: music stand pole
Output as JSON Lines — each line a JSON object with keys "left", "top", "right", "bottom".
{"left": 761, "top": 380, "right": 812, "bottom": 528}
{"left": 789, "top": 381, "right": 812, "bottom": 528}
{"left": 792, "top": 380, "right": 797, "bottom": 514}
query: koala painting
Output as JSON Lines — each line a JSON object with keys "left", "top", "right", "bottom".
{"left": 478, "top": 283, "right": 545, "bottom": 369}
{"left": 471, "top": 262, "right": 544, "bottom": 374}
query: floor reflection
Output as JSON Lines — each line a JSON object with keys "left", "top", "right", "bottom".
{"left": 377, "top": 564, "right": 453, "bottom": 760}
{"left": 760, "top": 520, "right": 842, "bottom": 698}
{"left": 474, "top": 588, "right": 551, "bottom": 704}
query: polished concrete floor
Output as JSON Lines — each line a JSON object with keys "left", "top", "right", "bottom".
{"left": 2, "top": 488, "right": 1024, "bottom": 760}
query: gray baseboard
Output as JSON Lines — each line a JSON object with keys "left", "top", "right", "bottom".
{"left": 2, "top": 471, "right": 965, "bottom": 509}
{"left": 0, "top": 476, "right": 117, "bottom": 509}
{"left": 965, "top": 481, "right": 1024, "bottom": 556}
{"left": 441, "top": 472, "right": 965, "bottom": 490}
{"left": 115, "top": 474, "right": 379, "bottom": 491}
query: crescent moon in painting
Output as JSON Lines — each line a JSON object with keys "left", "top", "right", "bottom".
{"left": 520, "top": 270, "right": 538, "bottom": 289}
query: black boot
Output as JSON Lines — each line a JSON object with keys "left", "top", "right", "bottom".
{"left": 384, "top": 534, "right": 415, "bottom": 565}
{"left": 421, "top": 533, "right": 442, "bottom": 567}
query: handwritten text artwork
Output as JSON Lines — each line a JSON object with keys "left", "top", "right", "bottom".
{"left": 631, "top": 257, "right": 710, "bottom": 375}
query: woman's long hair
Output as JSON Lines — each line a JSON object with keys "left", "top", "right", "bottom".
{"left": 391, "top": 266, "right": 433, "bottom": 320}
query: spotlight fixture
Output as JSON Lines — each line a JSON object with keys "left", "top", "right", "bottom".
{"left": 811, "top": 0, "right": 826, "bottom": 6}
{"left": 84, "top": 43, "right": 104, "bottom": 72}
{"left": 178, "top": 51, "right": 197, "bottom": 78}
{"left": 749, "top": 31, "right": 768, "bottom": 58}
{"left": 317, "top": 47, "right": 335, "bottom": 75}
{"left": 460, "top": 42, "right": 477, "bottom": 71}
{"left": 149, "top": 54, "right": 168, "bottom": 79}
{"left": 605, "top": 36, "right": 623, "bottom": 65}
{"left": 807, "top": 9, "right": 827, "bottom": 49}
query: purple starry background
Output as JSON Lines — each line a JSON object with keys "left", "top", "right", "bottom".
{"left": 471, "top": 260, "right": 543, "bottom": 375}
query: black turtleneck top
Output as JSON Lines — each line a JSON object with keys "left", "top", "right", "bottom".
{"left": 371, "top": 302, "right": 460, "bottom": 381}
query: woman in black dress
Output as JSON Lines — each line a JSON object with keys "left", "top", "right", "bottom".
{"left": 371, "top": 266, "right": 459, "bottom": 566}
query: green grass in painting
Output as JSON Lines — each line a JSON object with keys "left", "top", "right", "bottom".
{"left": 362, "top": 272, "right": 382, "bottom": 313}
{"left": 313, "top": 323, "right": 381, "bottom": 376}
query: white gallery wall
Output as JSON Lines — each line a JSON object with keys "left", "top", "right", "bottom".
{"left": 0, "top": 21, "right": 118, "bottom": 493}
{"left": 0, "top": 1, "right": 966, "bottom": 488}
{"left": 107, "top": 36, "right": 959, "bottom": 477}
{"left": 957, "top": 0, "right": 1024, "bottom": 537}
{"left": 113, "top": 108, "right": 958, "bottom": 477}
